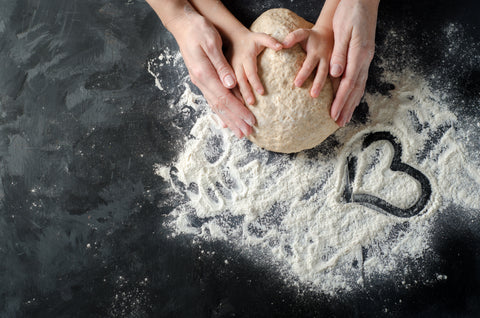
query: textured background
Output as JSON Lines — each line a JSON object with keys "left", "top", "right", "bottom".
{"left": 0, "top": 0, "right": 479, "bottom": 316}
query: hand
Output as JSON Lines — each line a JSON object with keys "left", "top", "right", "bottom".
{"left": 229, "top": 29, "right": 282, "bottom": 106}
{"left": 169, "top": 10, "right": 255, "bottom": 138}
{"left": 282, "top": 25, "right": 334, "bottom": 98}
{"left": 329, "top": 0, "right": 379, "bottom": 127}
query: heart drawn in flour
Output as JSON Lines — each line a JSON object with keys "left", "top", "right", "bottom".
{"left": 343, "top": 131, "right": 432, "bottom": 218}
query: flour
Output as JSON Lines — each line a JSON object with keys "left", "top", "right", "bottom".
{"left": 147, "top": 48, "right": 183, "bottom": 91}
{"left": 151, "top": 56, "right": 480, "bottom": 294}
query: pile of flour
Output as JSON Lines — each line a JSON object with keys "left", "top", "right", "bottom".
{"left": 151, "top": 52, "right": 480, "bottom": 293}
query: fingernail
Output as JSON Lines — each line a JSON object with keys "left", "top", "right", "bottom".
{"left": 247, "top": 97, "right": 254, "bottom": 105}
{"left": 224, "top": 75, "right": 235, "bottom": 88}
{"left": 245, "top": 117, "right": 254, "bottom": 127}
{"left": 240, "top": 126, "right": 249, "bottom": 137}
{"left": 333, "top": 110, "right": 340, "bottom": 122}
{"left": 275, "top": 43, "right": 282, "bottom": 50}
{"left": 331, "top": 64, "right": 342, "bottom": 77}
{"left": 256, "top": 88, "right": 264, "bottom": 95}
{"left": 311, "top": 88, "right": 319, "bottom": 97}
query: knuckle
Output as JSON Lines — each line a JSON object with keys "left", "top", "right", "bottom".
{"left": 358, "top": 73, "right": 369, "bottom": 86}
{"left": 331, "top": 51, "right": 347, "bottom": 61}
{"left": 216, "top": 63, "right": 230, "bottom": 76}
{"left": 189, "top": 67, "right": 204, "bottom": 84}
{"left": 308, "top": 53, "right": 321, "bottom": 63}
{"left": 244, "top": 66, "right": 255, "bottom": 78}
{"left": 361, "top": 43, "right": 375, "bottom": 61}
{"left": 216, "top": 93, "right": 229, "bottom": 107}
{"left": 204, "top": 39, "right": 217, "bottom": 54}
{"left": 343, "top": 78, "right": 356, "bottom": 91}
{"left": 246, "top": 50, "right": 258, "bottom": 60}
{"left": 297, "top": 28, "right": 308, "bottom": 34}
{"left": 315, "top": 69, "right": 327, "bottom": 81}
{"left": 211, "top": 100, "right": 225, "bottom": 115}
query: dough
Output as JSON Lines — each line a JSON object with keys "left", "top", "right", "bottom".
{"left": 247, "top": 8, "right": 339, "bottom": 153}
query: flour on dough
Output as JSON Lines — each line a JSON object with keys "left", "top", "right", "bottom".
{"left": 248, "top": 8, "right": 339, "bottom": 153}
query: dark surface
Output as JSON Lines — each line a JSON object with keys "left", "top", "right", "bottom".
{"left": 0, "top": 0, "right": 479, "bottom": 317}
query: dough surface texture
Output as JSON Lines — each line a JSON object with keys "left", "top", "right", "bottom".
{"left": 248, "top": 8, "right": 339, "bottom": 153}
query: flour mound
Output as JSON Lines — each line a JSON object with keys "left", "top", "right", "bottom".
{"left": 247, "top": 8, "right": 338, "bottom": 153}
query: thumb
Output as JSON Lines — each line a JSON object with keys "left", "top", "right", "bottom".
{"left": 282, "top": 29, "right": 309, "bottom": 49}
{"left": 256, "top": 33, "right": 283, "bottom": 51}
{"left": 330, "top": 31, "right": 350, "bottom": 78}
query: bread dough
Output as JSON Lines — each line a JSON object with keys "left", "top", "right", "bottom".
{"left": 247, "top": 8, "right": 339, "bottom": 153}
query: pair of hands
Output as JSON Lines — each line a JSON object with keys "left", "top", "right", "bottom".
{"left": 170, "top": 0, "right": 378, "bottom": 138}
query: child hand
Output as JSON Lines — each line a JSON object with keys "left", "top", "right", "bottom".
{"left": 281, "top": 25, "right": 334, "bottom": 98}
{"left": 229, "top": 30, "right": 282, "bottom": 106}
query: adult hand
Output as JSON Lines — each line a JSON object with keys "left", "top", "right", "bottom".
{"left": 329, "top": 0, "right": 379, "bottom": 127}
{"left": 168, "top": 8, "right": 255, "bottom": 138}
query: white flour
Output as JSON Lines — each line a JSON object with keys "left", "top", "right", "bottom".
{"left": 151, "top": 53, "right": 480, "bottom": 293}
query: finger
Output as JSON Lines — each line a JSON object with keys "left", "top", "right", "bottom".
{"left": 282, "top": 29, "right": 309, "bottom": 49}
{"left": 209, "top": 89, "right": 256, "bottom": 137}
{"left": 256, "top": 33, "right": 283, "bottom": 51}
{"left": 243, "top": 59, "right": 264, "bottom": 95}
{"left": 330, "top": 40, "right": 370, "bottom": 122}
{"left": 330, "top": 73, "right": 358, "bottom": 124}
{"left": 220, "top": 93, "right": 255, "bottom": 137}
{"left": 294, "top": 54, "right": 318, "bottom": 88}
{"left": 346, "top": 65, "right": 369, "bottom": 124}
{"left": 205, "top": 95, "right": 230, "bottom": 130}
{"left": 208, "top": 94, "right": 243, "bottom": 138}
{"left": 310, "top": 59, "right": 329, "bottom": 98}
{"left": 201, "top": 71, "right": 255, "bottom": 126}
{"left": 331, "top": 76, "right": 341, "bottom": 94}
{"left": 231, "top": 86, "right": 243, "bottom": 102}
{"left": 337, "top": 88, "right": 363, "bottom": 127}
{"left": 198, "top": 79, "right": 246, "bottom": 138}
{"left": 335, "top": 64, "right": 369, "bottom": 126}
{"left": 211, "top": 110, "right": 227, "bottom": 128}
{"left": 330, "top": 27, "right": 351, "bottom": 78}
{"left": 236, "top": 69, "right": 256, "bottom": 105}
{"left": 202, "top": 36, "right": 237, "bottom": 89}
{"left": 191, "top": 50, "right": 255, "bottom": 137}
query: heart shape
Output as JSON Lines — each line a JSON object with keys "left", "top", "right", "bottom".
{"left": 343, "top": 131, "right": 432, "bottom": 218}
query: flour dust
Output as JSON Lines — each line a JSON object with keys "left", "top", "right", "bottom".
{"left": 150, "top": 52, "right": 480, "bottom": 294}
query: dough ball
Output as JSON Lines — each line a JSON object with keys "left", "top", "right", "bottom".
{"left": 247, "top": 8, "right": 339, "bottom": 153}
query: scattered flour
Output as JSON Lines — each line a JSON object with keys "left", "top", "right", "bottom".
{"left": 147, "top": 48, "right": 183, "bottom": 91}
{"left": 151, "top": 56, "right": 480, "bottom": 293}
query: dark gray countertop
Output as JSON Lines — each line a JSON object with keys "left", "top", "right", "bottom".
{"left": 1, "top": 0, "right": 479, "bottom": 317}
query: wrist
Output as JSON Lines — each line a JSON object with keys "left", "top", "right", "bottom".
{"left": 222, "top": 24, "right": 250, "bottom": 47}
{"left": 148, "top": 0, "right": 195, "bottom": 33}
{"left": 313, "top": 20, "right": 333, "bottom": 32}
{"left": 360, "top": 0, "right": 381, "bottom": 8}
{"left": 165, "top": 3, "right": 204, "bottom": 37}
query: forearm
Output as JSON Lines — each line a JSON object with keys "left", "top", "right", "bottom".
{"left": 145, "top": 0, "right": 197, "bottom": 34}
{"left": 315, "top": 0, "right": 341, "bottom": 29}
{"left": 189, "top": 0, "right": 247, "bottom": 44}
